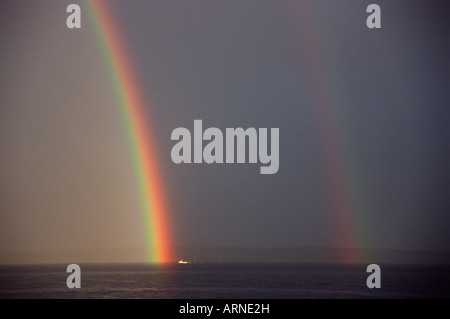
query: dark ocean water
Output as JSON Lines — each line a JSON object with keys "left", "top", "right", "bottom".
{"left": 0, "top": 263, "right": 449, "bottom": 299}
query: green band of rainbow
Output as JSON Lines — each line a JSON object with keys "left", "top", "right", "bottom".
{"left": 85, "top": 0, "right": 173, "bottom": 263}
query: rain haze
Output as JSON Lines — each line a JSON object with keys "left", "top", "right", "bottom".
{"left": 0, "top": 0, "right": 449, "bottom": 264}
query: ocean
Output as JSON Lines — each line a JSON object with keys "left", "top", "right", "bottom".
{"left": 0, "top": 263, "right": 449, "bottom": 299}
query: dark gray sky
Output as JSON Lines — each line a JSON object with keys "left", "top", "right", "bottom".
{"left": 0, "top": 0, "right": 449, "bottom": 263}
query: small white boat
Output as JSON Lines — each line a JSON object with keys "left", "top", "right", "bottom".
{"left": 178, "top": 260, "right": 191, "bottom": 264}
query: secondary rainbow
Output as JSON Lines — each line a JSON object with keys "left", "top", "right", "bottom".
{"left": 84, "top": 0, "right": 173, "bottom": 263}
{"left": 287, "top": 2, "right": 366, "bottom": 263}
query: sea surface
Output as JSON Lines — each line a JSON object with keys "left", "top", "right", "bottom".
{"left": 0, "top": 263, "right": 449, "bottom": 299}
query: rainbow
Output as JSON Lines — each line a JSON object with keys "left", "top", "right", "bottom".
{"left": 288, "top": 2, "right": 365, "bottom": 263}
{"left": 83, "top": 1, "right": 364, "bottom": 264}
{"left": 84, "top": 0, "right": 173, "bottom": 263}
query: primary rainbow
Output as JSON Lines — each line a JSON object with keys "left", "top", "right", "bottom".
{"left": 84, "top": 0, "right": 173, "bottom": 263}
